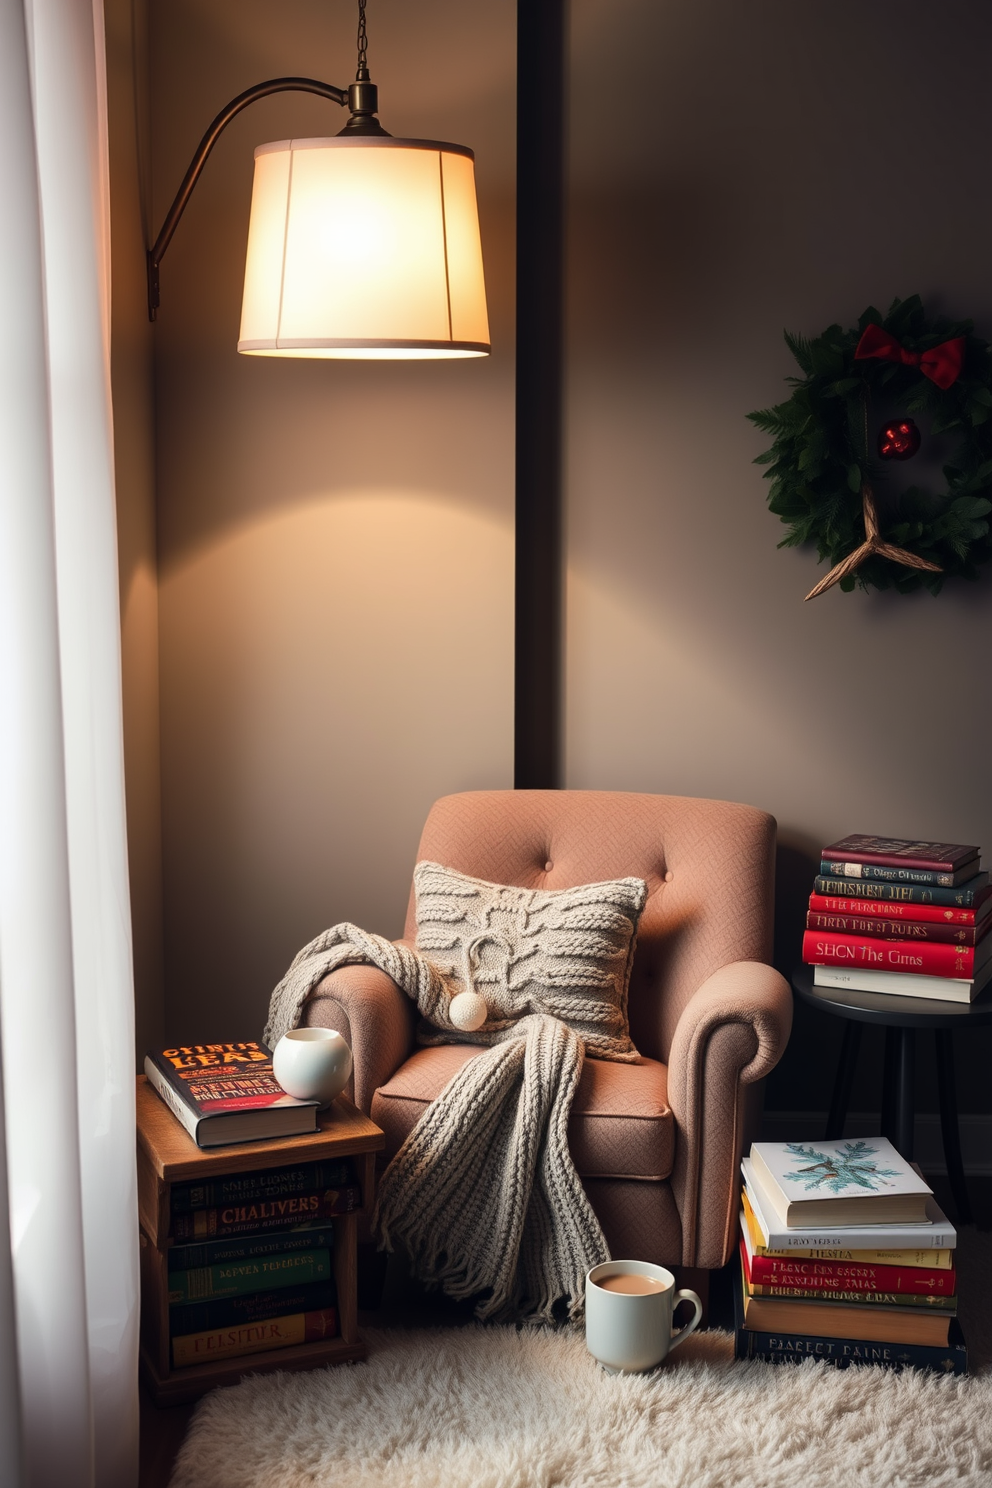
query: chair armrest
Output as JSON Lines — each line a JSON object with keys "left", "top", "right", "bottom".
{"left": 666, "top": 960, "right": 792, "bottom": 1269}
{"left": 304, "top": 960, "right": 416, "bottom": 1115}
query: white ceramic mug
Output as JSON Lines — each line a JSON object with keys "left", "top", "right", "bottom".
{"left": 585, "top": 1259, "right": 703, "bottom": 1373}
{"left": 272, "top": 1028, "right": 353, "bottom": 1108}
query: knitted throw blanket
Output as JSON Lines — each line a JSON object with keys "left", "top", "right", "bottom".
{"left": 264, "top": 867, "right": 647, "bottom": 1323}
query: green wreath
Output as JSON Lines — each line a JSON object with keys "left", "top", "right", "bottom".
{"left": 748, "top": 295, "right": 992, "bottom": 597}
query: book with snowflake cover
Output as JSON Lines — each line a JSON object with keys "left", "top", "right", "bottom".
{"left": 749, "top": 1138, "right": 931, "bottom": 1227}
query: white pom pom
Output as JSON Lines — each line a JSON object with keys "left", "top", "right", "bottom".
{"left": 449, "top": 990, "right": 488, "bottom": 1031}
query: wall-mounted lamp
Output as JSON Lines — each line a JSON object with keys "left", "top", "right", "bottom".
{"left": 147, "top": 0, "right": 490, "bottom": 360}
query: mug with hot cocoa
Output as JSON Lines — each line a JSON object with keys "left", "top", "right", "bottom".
{"left": 585, "top": 1260, "right": 702, "bottom": 1373}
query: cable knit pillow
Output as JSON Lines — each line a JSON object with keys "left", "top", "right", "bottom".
{"left": 413, "top": 861, "right": 647, "bottom": 1062}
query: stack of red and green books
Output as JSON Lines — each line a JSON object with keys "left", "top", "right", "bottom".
{"left": 166, "top": 1158, "right": 362, "bottom": 1367}
{"left": 734, "top": 1137, "right": 966, "bottom": 1373}
{"left": 803, "top": 835, "right": 992, "bottom": 1002}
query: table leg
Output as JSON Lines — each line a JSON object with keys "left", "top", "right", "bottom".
{"left": 935, "top": 1029, "right": 971, "bottom": 1226}
{"left": 892, "top": 1029, "right": 916, "bottom": 1154}
{"left": 826, "top": 1022, "right": 862, "bottom": 1140}
{"left": 881, "top": 1028, "right": 898, "bottom": 1143}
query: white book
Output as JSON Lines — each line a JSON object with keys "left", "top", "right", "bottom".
{"left": 748, "top": 1137, "right": 930, "bottom": 1227}
{"left": 813, "top": 959, "right": 992, "bottom": 1003}
{"left": 741, "top": 1158, "right": 956, "bottom": 1250}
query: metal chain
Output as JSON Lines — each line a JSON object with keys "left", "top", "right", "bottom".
{"left": 356, "top": 0, "right": 369, "bottom": 80}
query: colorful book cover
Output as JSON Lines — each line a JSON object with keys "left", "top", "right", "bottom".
{"left": 170, "top": 1185, "right": 362, "bottom": 1240}
{"left": 808, "top": 893, "right": 991, "bottom": 926}
{"left": 171, "top": 1307, "right": 339, "bottom": 1368}
{"left": 168, "top": 1247, "right": 332, "bottom": 1304}
{"left": 813, "top": 874, "right": 990, "bottom": 909}
{"left": 806, "top": 911, "right": 987, "bottom": 946}
{"left": 144, "top": 1042, "right": 318, "bottom": 1146}
{"left": 739, "top": 1233, "right": 955, "bottom": 1296}
{"left": 171, "top": 1160, "right": 357, "bottom": 1213}
{"left": 818, "top": 859, "right": 978, "bottom": 889}
{"left": 802, "top": 929, "right": 992, "bottom": 979}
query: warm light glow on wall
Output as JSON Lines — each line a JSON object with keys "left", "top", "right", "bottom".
{"left": 238, "top": 136, "right": 490, "bottom": 359}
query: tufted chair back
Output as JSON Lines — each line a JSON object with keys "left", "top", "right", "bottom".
{"left": 403, "top": 790, "right": 776, "bottom": 1064}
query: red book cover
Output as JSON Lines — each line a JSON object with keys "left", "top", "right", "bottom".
{"left": 808, "top": 893, "right": 989, "bottom": 927}
{"left": 821, "top": 836, "right": 979, "bottom": 873}
{"left": 144, "top": 1041, "right": 319, "bottom": 1146}
{"left": 170, "top": 1186, "right": 362, "bottom": 1240}
{"left": 745, "top": 1246, "right": 956, "bottom": 1297}
{"left": 802, "top": 930, "right": 990, "bottom": 980}
{"left": 806, "top": 911, "right": 989, "bottom": 947}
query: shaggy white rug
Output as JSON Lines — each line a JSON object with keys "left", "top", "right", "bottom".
{"left": 168, "top": 1324, "right": 992, "bottom": 1488}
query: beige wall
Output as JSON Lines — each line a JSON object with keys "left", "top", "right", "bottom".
{"left": 565, "top": 0, "right": 992, "bottom": 1111}
{"left": 106, "top": 0, "right": 164, "bottom": 1060}
{"left": 149, "top": 0, "right": 516, "bottom": 1042}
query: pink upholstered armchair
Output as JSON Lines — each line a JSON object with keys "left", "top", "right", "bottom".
{"left": 304, "top": 790, "right": 792, "bottom": 1273}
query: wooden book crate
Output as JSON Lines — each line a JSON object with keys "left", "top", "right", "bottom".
{"left": 136, "top": 1074, "right": 384, "bottom": 1405}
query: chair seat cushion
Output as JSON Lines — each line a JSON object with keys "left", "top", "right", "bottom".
{"left": 371, "top": 1044, "right": 674, "bottom": 1181}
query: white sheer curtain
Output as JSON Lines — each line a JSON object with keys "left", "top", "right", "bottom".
{"left": 0, "top": 0, "right": 139, "bottom": 1484}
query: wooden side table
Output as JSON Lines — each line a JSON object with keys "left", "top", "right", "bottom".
{"left": 791, "top": 965, "right": 992, "bottom": 1225}
{"left": 137, "top": 1074, "right": 384, "bottom": 1405}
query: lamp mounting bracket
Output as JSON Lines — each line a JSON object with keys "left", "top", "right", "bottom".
{"left": 146, "top": 75, "right": 389, "bottom": 321}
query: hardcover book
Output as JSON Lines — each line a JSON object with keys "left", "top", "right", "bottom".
{"left": 168, "top": 1247, "right": 333, "bottom": 1304}
{"left": 806, "top": 911, "right": 987, "bottom": 946}
{"left": 740, "top": 1193, "right": 953, "bottom": 1268}
{"left": 169, "top": 1185, "right": 362, "bottom": 1240}
{"left": 168, "top": 1225, "right": 336, "bottom": 1274}
{"left": 739, "top": 1227, "right": 955, "bottom": 1296}
{"left": 144, "top": 1042, "right": 318, "bottom": 1147}
{"left": 802, "top": 929, "right": 992, "bottom": 980}
{"left": 813, "top": 874, "right": 991, "bottom": 909}
{"left": 808, "top": 893, "right": 992, "bottom": 927}
{"left": 818, "top": 859, "right": 978, "bottom": 889}
{"left": 749, "top": 1139, "right": 931, "bottom": 1227}
{"left": 821, "top": 837, "right": 980, "bottom": 873}
{"left": 171, "top": 1306, "right": 339, "bottom": 1368}
{"left": 737, "top": 1260, "right": 950, "bottom": 1346}
{"left": 170, "top": 1160, "right": 356, "bottom": 1213}
{"left": 733, "top": 1277, "right": 967, "bottom": 1374}
{"left": 812, "top": 961, "right": 992, "bottom": 1004}
{"left": 741, "top": 1159, "right": 956, "bottom": 1251}
{"left": 169, "top": 1278, "right": 338, "bottom": 1337}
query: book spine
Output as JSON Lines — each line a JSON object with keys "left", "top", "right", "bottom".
{"left": 170, "top": 1186, "right": 362, "bottom": 1240}
{"left": 734, "top": 1326, "right": 967, "bottom": 1374}
{"left": 808, "top": 893, "right": 982, "bottom": 925}
{"left": 171, "top": 1307, "right": 339, "bottom": 1368}
{"left": 818, "top": 860, "right": 968, "bottom": 888}
{"left": 741, "top": 1185, "right": 957, "bottom": 1251}
{"left": 143, "top": 1055, "right": 200, "bottom": 1141}
{"left": 745, "top": 1284, "right": 956, "bottom": 1310}
{"left": 168, "top": 1226, "right": 336, "bottom": 1272}
{"left": 814, "top": 875, "right": 988, "bottom": 908}
{"left": 168, "top": 1248, "right": 332, "bottom": 1304}
{"left": 171, "top": 1160, "right": 355, "bottom": 1213}
{"left": 803, "top": 930, "right": 979, "bottom": 978}
{"left": 806, "top": 911, "right": 983, "bottom": 946}
{"left": 169, "top": 1279, "right": 337, "bottom": 1336}
{"left": 747, "top": 1251, "right": 955, "bottom": 1295}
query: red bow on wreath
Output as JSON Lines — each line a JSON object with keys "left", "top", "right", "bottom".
{"left": 854, "top": 323, "right": 965, "bottom": 390}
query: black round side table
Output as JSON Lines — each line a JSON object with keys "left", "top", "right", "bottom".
{"left": 791, "top": 965, "right": 992, "bottom": 1225}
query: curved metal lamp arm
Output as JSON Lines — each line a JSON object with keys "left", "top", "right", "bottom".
{"left": 146, "top": 76, "right": 357, "bottom": 321}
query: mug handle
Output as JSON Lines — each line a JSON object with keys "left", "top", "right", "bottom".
{"left": 668, "top": 1288, "right": 703, "bottom": 1353}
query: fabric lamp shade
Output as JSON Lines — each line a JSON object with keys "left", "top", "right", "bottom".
{"left": 238, "top": 136, "right": 490, "bottom": 358}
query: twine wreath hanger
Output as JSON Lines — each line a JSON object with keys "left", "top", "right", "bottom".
{"left": 748, "top": 296, "right": 992, "bottom": 600}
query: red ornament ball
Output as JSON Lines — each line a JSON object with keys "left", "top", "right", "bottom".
{"left": 878, "top": 418, "right": 921, "bottom": 460}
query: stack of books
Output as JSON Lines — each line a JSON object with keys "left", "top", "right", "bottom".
{"left": 803, "top": 835, "right": 992, "bottom": 1002}
{"left": 734, "top": 1137, "right": 966, "bottom": 1373}
{"left": 166, "top": 1158, "right": 362, "bottom": 1367}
